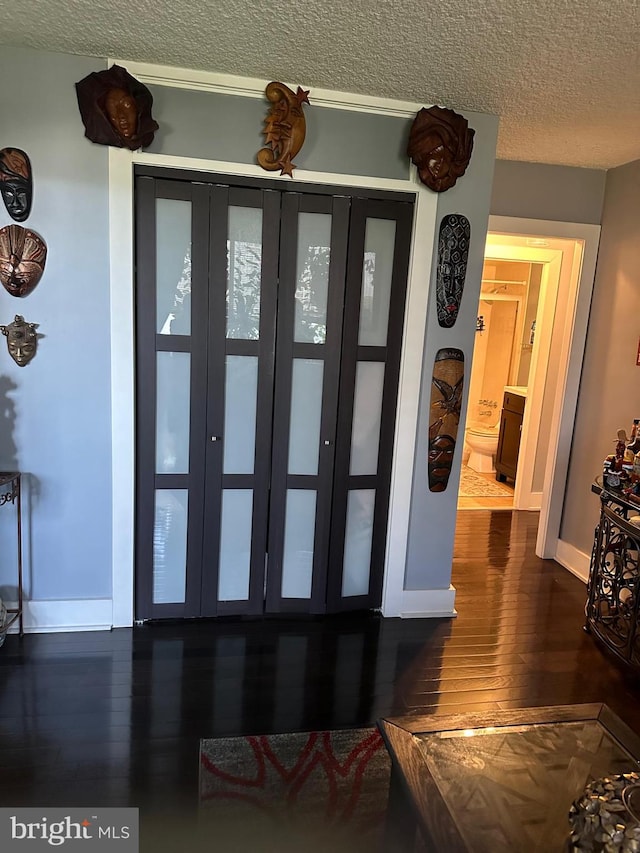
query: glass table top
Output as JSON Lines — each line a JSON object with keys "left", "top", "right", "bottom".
{"left": 415, "top": 720, "right": 639, "bottom": 852}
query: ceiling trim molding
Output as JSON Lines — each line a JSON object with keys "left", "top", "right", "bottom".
{"left": 111, "top": 58, "right": 426, "bottom": 118}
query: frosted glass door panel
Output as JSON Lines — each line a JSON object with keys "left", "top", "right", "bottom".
{"left": 227, "top": 206, "right": 262, "bottom": 340}
{"left": 342, "top": 489, "right": 376, "bottom": 597}
{"left": 294, "top": 213, "right": 331, "bottom": 343}
{"left": 223, "top": 356, "right": 258, "bottom": 474}
{"left": 288, "top": 359, "right": 324, "bottom": 475}
{"left": 153, "top": 489, "right": 188, "bottom": 604}
{"left": 218, "top": 490, "right": 253, "bottom": 601}
{"left": 359, "top": 219, "right": 396, "bottom": 346}
{"left": 156, "top": 199, "right": 192, "bottom": 336}
{"left": 281, "top": 490, "right": 316, "bottom": 599}
{"left": 350, "top": 361, "right": 385, "bottom": 475}
{"left": 156, "top": 352, "right": 191, "bottom": 474}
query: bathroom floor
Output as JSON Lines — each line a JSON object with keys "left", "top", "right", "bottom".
{"left": 458, "top": 464, "right": 514, "bottom": 510}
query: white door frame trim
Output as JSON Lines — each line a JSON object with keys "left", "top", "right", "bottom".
{"left": 514, "top": 252, "right": 561, "bottom": 511}
{"left": 487, "top": 216, "right": 600, "bottom": 559}
{"left": 115, "top": 59, "right": 425, "bottom": 118}
{"left": 482, "top": 242, "right": 565, "bottom": 511}
{"left": 108, "top": 140, "right": 436, "bottom": 627}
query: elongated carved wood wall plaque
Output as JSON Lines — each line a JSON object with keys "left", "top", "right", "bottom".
{"left": 428, "top": 348, "right": 464, "bottom": 492}
{"left": 436, "top": 214, "right": 471, "bottom": 328}
{"left": 407, "top": 106, "right": 475, "bottom": 192}
{"left": 0, "top": 148, "right": 32, "bottom": 222}
{"left": 0, "top": 224, "right": 47, "bottom": 298}
{"left": 257, "top": 82, "right": 310, "bottom": 177}
{"left": 75, "top": 64, "right": 159, "bottom": 150}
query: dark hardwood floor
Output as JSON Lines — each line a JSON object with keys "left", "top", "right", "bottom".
{"left": 1, "top": 509, "right": 639, "bottom": 846}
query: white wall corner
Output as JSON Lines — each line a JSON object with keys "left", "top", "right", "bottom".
{"left": 555, "top": 539, "right": 590, "bottom": 584}
{"left": 7, "top": 599, "right": 114, "bottom": 634}
{"left": 399, "top": 586, "right": 457, "bottom": 618}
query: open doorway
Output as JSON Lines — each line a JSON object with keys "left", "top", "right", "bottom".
{"left": 457, "top": 217, "right": 600, "bottom": 565}
{"left": 458, "top": 257, "right": 543, "bottom": 510}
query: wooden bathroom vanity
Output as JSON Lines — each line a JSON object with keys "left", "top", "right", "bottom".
{"left": 495, "top": 387, "right": 527, "bottom": 483}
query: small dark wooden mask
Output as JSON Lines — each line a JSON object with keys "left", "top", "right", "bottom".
{"left": 0, "top": 315, "right": 38, "bottom": 366}
{"left": 0, "top": 148, "right": 32, "bottom": 222}
{"left": 0, "top": 225, "right": 47, "bottom": 298}
{"left": 408, "top": 106, "right": 475, "bottom": 192}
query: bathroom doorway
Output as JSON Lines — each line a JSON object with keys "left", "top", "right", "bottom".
{"left": 457, "top": 227, "right": 591, "bottom": 517}
{"left": 455, "top": 217, "right": 600, "bottom": 568}
{"left": 458, "top": 259, "right": 543, "bottom": 510}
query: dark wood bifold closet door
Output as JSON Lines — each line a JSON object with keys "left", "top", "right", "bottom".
{"left": 265, "top": 193, "right": 350, "bottom": 614}
{"left": 135, "top": 171, "right": 413, "bottom": 621}
{"left": 327, "top": 197, "right": 413, "bottom": 612}
{"left": 136, "top": 178, "right": 281, "bottom": 619}
{"left": 135, "top": 177, "right": 211, "bottom": 620}
{"left": 199, "top": 186, "right": 281, "bottom": 616}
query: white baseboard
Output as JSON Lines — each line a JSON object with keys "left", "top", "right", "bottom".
{"left": 6, "top": 599, "right": 113, "bottom": 633}
{"left": 399, "top": 586, "right": 457, "bottom": 618}
{"left": 514, "top": 491, "right": 542, "bottom": 511}
{"left": 555, "top": 539, "right": 590, "bottom": 584}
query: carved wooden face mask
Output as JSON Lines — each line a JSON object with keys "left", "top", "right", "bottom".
{"left": 0, "top": 148, "right": 32, "bottom": 222}
{"left": 0, "top": 225, "right": 47, "bottom": 298}
{"left": 104, "top": 87, "right": 139, "bottom": 140}
{"left": 436, "top": 214, "right": 471, "bottom": 328}
{"left": 428, "top": 348, "right": 464, "bottom": 492}
{"left": 1, "top": 315, "right": 38, "bottom": 366}
{"left": 408, "top": 107, "right": 475, "bottom": 193}
{"left": 75, "top": 64, "right": 159, "bottom": 150}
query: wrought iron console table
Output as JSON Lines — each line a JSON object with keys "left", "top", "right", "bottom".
{"left": 0, "top": 472, "right": 23, "bottom": 638}
{"left": 586, "top": 480, "right": 640, "bottom": 670}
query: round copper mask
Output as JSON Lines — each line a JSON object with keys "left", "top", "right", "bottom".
{"left": 0, "top": 224, "right": 47, "bottom": 298}
{"left": 0, "top": 148, "right": 32, "bottom": 222}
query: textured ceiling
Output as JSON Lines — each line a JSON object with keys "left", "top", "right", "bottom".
{"left": 4, "top": 0, "right": 639, "bottom": 169}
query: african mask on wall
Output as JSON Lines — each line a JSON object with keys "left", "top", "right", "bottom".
{"left": 428, "top": 348, "right": 464, "bottom": 492}
{"left": 257, "top": 82, "right": 310, "bottom": 177}
{"left": 75, "top": 64, "right": 159, "bottom": 150}
{"left": 436, "top": 214, "right": 471, "bottom": 328}
{"left": 0, "top": 224, "right": 47, "bottom": 298}
{"left": 0, "top": 148, "right": 32, "bottom": 222}
{"left": 1, "top": 315, "right": 38, "bottom": 367}
{"left": 407, "top": 106, "right": 475, "bottom": 192}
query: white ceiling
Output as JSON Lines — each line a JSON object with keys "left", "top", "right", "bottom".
{"left": 4, "top": 0, "right": 639, "bottom": 169}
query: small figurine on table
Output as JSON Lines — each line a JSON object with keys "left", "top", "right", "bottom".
{"left": 615, "top": 429, "right": 627, "bottom": 471}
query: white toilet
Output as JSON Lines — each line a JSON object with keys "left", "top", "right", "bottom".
{"left": 466, "top": 424, "right": 500, "bottom": 473}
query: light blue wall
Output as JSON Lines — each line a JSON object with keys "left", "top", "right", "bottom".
{"left": 0, "top": 47, "right": 112, "bottom": 601}
{"left": 491, "top": 160, "right": 605, "bottom": 225}
{"left": 0, "top": 44, "right": 499, "bottom": 615}
{"left": 147, "top": 85, "right": 411, "bottom": 180}
{"left": 404, "top": 112, "right": 499, "bottom": 590}
{"left": 561, "top": 158, "right": 640, "bottom": 556}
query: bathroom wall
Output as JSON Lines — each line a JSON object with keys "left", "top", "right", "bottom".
{"left": 465, "top": 260, "right": 531, "bottom": 430}
{"left": 466, "top": 304, "right": 493, "bottom": 427}
{"left": 468, "top": 301, "right": 519, "bottom": 428}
